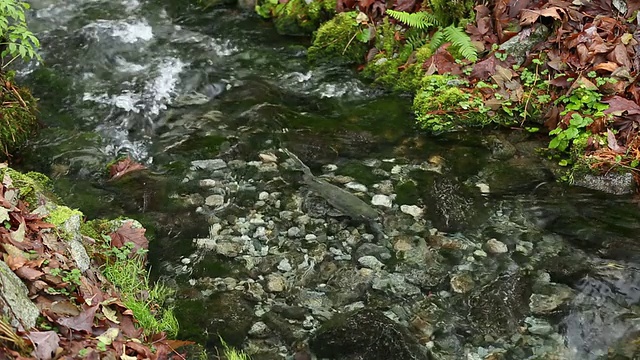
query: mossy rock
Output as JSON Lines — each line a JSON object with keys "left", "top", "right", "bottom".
{"left": 308, "top": 11, "right": 369, "bottom": 66}
{"left": 1, "top": 74, "right": 39, "bottom": 160}
{"left": 413, "top": 75, "right": 498, "bottom": 132}
{"left": 0, "top": 167, "right": 55, "bottom": 208}
{"left": 256, "top": 0, "right": 336, "bottom": 36}
{"left": 363, "top": 56, "right": 423, "bottom": 93}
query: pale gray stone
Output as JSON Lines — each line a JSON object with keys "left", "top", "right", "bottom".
{"left": 400, "top": 205, "right": 423, "bottom": 217}
{"left": 485, "top": 238, "right": 508, "bottom": 254}
{"left": 266, "top": 274, "right": 286, "bottom": 292}
{"left": 277, "top": 258, "right": 293, "bottom": 272}
{"left": 205, "top": 194, "right": 225, "bottom": 207}
{"left": 371, "top": 194, "right": 392, "bottom": 208}
{"left": 0, "top": 260, "right": 40, "bottom": 329}
{"left": 345, "top": 182, "right": 368, "bottom": 193}
{"left": 358, "top": 256, "right": 385, "bottom": 271}
{"left": 63, "top": 214, "right": 91, "bottom": 272}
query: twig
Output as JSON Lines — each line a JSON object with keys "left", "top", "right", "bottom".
{"left": 11, "top": 86, "right": 27, "bottom": 108}
{"left": 343, "top": 32, "right": 358, "bottom": 55}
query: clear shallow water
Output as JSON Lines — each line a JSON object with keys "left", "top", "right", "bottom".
{"left": 15, "top": 0, "right": 640, "bottom": 358}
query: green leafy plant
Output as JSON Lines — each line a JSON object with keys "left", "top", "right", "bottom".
{"left": 385, "top": 10, "right": 441, "bottom": 29}
{"left": 548, "top": 84, "right": 609, "bottom": 153}
{"left": 0, "top": 0, "right": 41, "bottom": 68}
{"left": 385, "top": 9, "right": 477, "bottom": 61}
{"left": 429, "top": 24, "right": 477, "bottom": 61}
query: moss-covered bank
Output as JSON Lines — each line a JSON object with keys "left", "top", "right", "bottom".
{"left": 0, "top": 167, "right": 199, "bottom": 358}
{"left": 256, "top": 0, "right": 336, "bottom": 36}
{"left": 0, "top": 73, "right": 39, "bottom": 160}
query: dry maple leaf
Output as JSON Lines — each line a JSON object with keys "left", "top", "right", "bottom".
{"left": 607, "top": 129, "right": 627, "bottom": 153}
{"left": 28, "top": 331, "right": 60, "bottom": 360}
{"left": 520, "top": 7, "right": 565, "bottom": 26}
{"left": 57, "top": 305, "right": 98, "bottom": 333}
{"left": 604, "top": 96, "right": 640, "bottom": 116}
{"left": 109, "top": 221, "right": 149, "bottom": 258}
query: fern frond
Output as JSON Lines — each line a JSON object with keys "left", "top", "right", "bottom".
{"left": 429, "top": 28, "right": 445, "bottom": 53}
{"left": 443, "top": 25, "right": 477, "bottom": 61}
{"left": 386, "top": 10, "right": 441, "bottom": 30}
{"left": 406, "top": 33, "right": 428, "bottom": 51}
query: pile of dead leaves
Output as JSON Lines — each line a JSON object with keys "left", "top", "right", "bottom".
{"left": 0, "top": 170, "right": 189, "bottom": 359}
{"left": 340, "top": 0, "right": 640, "bottom": 173}
{"left": 465, "top": 0, "right": 640, "bottom": 171}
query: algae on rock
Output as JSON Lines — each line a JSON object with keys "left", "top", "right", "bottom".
{"left": 308, "top": 11, "right": 369, "bottom": 66}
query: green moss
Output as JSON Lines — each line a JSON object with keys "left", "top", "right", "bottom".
{"left": 413, "top": 75, "right": 493, "bottom": 132}
{"left": 45, "top": 205, "right": 84, "bottom": 228}
{"left": 80, "top": 219, "right": 111, "bottom": 240}
{"left": 0, "top": 74, "right": 39, "bottom": 160}
{"left": 256, "top": 0, "right": 335, "bottom": 36}
{"left": 308, "top": 11, "right": 369, "bottom": 66}
{"left": 429, "top": 0, "right": 475, "bottom": 26}
{"left": 363, "top": 55, "right": 424, "bottom": 93}
{"left": 415, "top": 44, "right": 433, "bottom": 63}
{"left": 374, "top": 17, "right": 400, "bottom": 56}
{"left": 0, "top": 168, "right": 54, "bottom": 207}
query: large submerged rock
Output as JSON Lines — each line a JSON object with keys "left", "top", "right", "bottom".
{"left": 309, "top": 308, "right": 430, "bottom": 360}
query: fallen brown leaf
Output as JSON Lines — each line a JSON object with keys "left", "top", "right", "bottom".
{"left": 108, "top": 157, "right": 147, "bottom": 181}
{"left": 28, "top": 331, "right": 60, "bottom": 360}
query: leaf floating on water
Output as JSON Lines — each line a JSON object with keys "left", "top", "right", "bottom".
{"left": 108, "top": 157, "right": 147, "bottom": 181}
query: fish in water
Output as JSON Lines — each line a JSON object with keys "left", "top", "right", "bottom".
{"left": 280, "top": 148, "right": 387, "bottom": 240}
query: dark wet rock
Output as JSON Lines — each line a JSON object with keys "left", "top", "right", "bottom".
{"left": 262, "top": 310, "right": 300, "bottom": 345}
{"left": 354, "top": 243, "right": 391, "bottom": 261}
{"left": 177, "top": 291, "right": 254, "bottom": 348}
{"left": 418, "top": 175, "right": 485, "bottom": 232}
{"left": 190, "top": 158, "right": 227, "bottom": 171}
{"left": 486, "top": 135, "right": 517, "bottom": 160}
{"left": 466, "top": 272, "right": 532, "bottom": 338}
{"left": 537, "top": 254, "right": 591, "bottom": 285}
{"left": 325, "top": 268, "right": 374, "bottom": 306}
{"left": 481, "top": 157, "right": 553, "bottom": 194}
{"left": 573, "top": 171, "right": 636, "bottom": 195}
{"left": 272, "top": 304, "right": 308, "bottom": 321}
{"left": 309, "top": 309, "right": 430, "bottom": 360}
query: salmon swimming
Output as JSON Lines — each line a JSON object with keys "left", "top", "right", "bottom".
{"left": 280, "top": 148, "right": 387, "bottom": 240}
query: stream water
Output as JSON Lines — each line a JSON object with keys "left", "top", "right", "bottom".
{"left": 14, "top": 0, "right": 640, "bottom": 359}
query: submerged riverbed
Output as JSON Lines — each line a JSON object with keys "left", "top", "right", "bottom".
{"left": 15, "top": 0, "right": 640, "bottom": 358}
